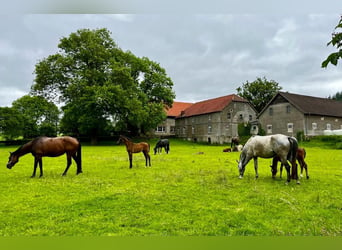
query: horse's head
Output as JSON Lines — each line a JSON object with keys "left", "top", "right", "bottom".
{"left": 270, "top": 164, "right": 277, "bottom": 178}
{"left": 7, "top": 152, "right": 19, "bottom": 169}
{"left": 117, "top": 135, "right": 125, "bottom": 144}
{"left": 237, "top": 151, "right": 246, "bottom": 178}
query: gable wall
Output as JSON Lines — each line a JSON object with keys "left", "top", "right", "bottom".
{"left": 176, "top": 101, "right": 256, "bottom": 144}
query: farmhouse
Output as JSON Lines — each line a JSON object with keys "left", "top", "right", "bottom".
{"left": 154, "top": 101, "right": 193, "bottom": 136}
{"left": 258, "top": 91, "right": 342, "bottom": 137}
{"left": 175, "top": 94, "right": 257, "bottom": 144}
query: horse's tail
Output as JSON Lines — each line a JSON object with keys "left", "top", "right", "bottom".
{"left": 77, "top": 140, "right": 82, "bottom": 174}
{"left": 287, "top": 137, "right": 298, "bottom": 163}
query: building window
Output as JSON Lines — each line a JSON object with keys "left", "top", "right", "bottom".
{"left": 208, "top": 125, "right": 212, "bottom": 134}
{"left": 182, "top": 127, "right": 186, "bottom": 135}
{"left": 286, "top": 105, "right": 291, "bottom": 113}
{"left": 208, "top": 114, "right": 211, "bottom": 121}
{"left": 287, "top": 123, "right": 293, "bottom": 133}
{"left": 326, "top": 123, "right": 331, "bottom": 130}
{"left": 267, "top": 125, "right": 272, "bottom": 134}
{"left": 269, "top": 108, "right": 273, "bottom": 116}
{"left": 192, "top": 126, "right": 195, "bottom": 135}
{"left": 312, "top": 123, "right": 317, "bottom": 130}
{"left": 239, "top": 114, "right": 243, "bottom": 120}
{"left": 156, "top": 126, "right": 166, "bottom": 133}
{"left": 227, "top": 112, "right": 231, "bottom": 119}
{"left": 249, "top": 115, "right": 253, "bottom": 121}
{"left": 170, "top": 126, "right": 175, "bottom": 133}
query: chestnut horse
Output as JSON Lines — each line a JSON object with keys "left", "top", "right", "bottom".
{"left": 6, "top": 136, "right": 82, "bottom": 177}
{"left": 271, "top": 147, "right": 309, "bottom": 179}
{"left": 117, "top": 135, "right": 151, "bottom": 168}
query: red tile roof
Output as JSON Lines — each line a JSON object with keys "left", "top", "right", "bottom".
{"left": 166, "top": 101, "right": 193, "bottom": 117}
{"left": 178, "top": 94, "right": 248, "bottom": 118}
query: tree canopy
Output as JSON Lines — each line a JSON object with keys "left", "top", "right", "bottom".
{"left": 32, "top": 28, "right": 175, "bottom": 141}
{"left": 12, "top": 95, "right": 60, "bottom": 138}
{"left": 322, "top": 15, "right": 342, "bottom": 68}
{"left": 328, "top": 91, "right": 342, "bottom": 101}
{"left": 236, "top": 76, "right": 282, "bottom": 113}
{"left": 0, "top": 95, "right": 60, "bottom": 140}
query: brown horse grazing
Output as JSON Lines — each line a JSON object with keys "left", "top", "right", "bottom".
{"left": 117, "top": 135, "right": 151, "bottom": 168}
{"left": 271, "top": 147, "right": 309, "bottom": 179}
{"left": 6, "top": 136, "right": 82, "bottom": 177}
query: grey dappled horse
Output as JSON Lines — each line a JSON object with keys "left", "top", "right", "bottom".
{"left": 237, "top": 134, "right": 299, "bottom": 183}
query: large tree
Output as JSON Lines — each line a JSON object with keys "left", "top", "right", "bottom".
{"left": 322, "top": 15, "right": 342, "bottom": 68}
{"left": 236, "top": 76, "right": 282, "bottom": 113}
{"left": 0, "top": 107, "right": 24, "bottom": 140}
{"left": 32, "top": 28, "right": 175, "bottom": 142}
{"left": 12, "top": 95, "right": 60, "bottom": 138}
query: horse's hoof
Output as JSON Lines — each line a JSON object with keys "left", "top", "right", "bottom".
{"left": 296, "top": 181, "right": 301, "bottom": 185}
{"left": 307, "top": 176, "right": 310, "bottom": 179}
{"left": 239, "top": 175, "right": 243, "bottom": 179}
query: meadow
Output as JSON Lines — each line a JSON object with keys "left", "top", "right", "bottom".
{"left": 0, "top": 139, "right": 341, "bottom": 236}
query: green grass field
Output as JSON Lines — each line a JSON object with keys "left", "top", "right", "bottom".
{"left": 0, "top": 139, "right": 341, "bottom": 236}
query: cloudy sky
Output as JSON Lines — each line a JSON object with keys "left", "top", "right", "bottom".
{"left": 0, "top": 2, "right": 341, "bottom": 107}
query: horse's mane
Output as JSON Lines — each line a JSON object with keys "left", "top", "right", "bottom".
{"left": 13, "top": 145, "right": 23, "bottom": 154}
{"left": 13, "top": 137, "right": 45, "bottom": 154}
{"left": 120, "top": 135, "right": 132, "bottom": 141}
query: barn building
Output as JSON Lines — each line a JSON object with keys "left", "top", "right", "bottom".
{"left": 258, "top": 92, "right": 342, "bottom": 137}
{"left": 175, "top": 94, "right": 257, "bottom": 144}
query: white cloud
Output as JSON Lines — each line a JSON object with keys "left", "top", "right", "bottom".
{"left": 0, "top": 14, "right": 341, "bottom": 107}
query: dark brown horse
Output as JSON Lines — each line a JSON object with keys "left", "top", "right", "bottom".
{"left": 271, "top": 147, "right": 309, "bottom": 179}
{"left": 7, "top": 136, "right": 82, "bottom": 177}
{"left": 117, "top": 135, "right": 151, "bottom": 168}
{"left": 231, "top": 136, "right": 240, "bottom": 148}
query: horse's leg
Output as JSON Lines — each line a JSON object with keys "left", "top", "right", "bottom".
{"left": 291, "top": 160, "right": 299, "bottom": 181}
{"left": 143, "top": 151, "right": 151, "bottom": 167}
{"left": 292, "top": 160, "right": 300, "bottom": 184}
{"left": 280, "top": 164, "right": 283, "bottom": 178}
{"left": 271, "top": 157, "right": 278, "bottom": 178}
{"left": 31, "top": 157, "right": 38, "bottom": 178}
{"left": 129, "top": 153, "right": 133, "bottom": 168}
{"left": 38, "top": 158, "right": 43, "bottom": 178}
{"left": 144, "top": 151, "right": 148, "bottom": 166}
{"left": 302, "top": 161, "right": 309, "bottom": 179}
{"left": 72, "top": 154, "right": 82, "bottom": 174}
{"left": 283, "top": 162, "right": 291, "bottom": 183}
{"left": 253, "top": 157, "right": 259, "bottom": 179}
{"left": 62, "top": 154, "right": 72, "bottom": 176}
